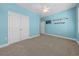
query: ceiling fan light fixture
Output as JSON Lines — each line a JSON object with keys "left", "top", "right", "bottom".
{"left": 39, "top": 6, "right": 50, "bottom": 13}
{"left": 43, "top": 9, "right": 48, "bottom": 13}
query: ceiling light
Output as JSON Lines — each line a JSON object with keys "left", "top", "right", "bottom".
{"left": 40, "top": 6, "right": 50, "bottom": 13}
{"left": 43, "top": 9, "right": 48, "bottom": 13}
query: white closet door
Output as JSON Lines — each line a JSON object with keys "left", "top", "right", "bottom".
{"left": 8, "top": 11, "right": 29, "bottom": 44}
{"left": 8, "top": 11, "right": 21, "bottom": 44}
{"left": 40, "top": 21, "right": 45, "bottom": 34}
{"left": 20, "top": 15, "right": 29, "bottom": 40}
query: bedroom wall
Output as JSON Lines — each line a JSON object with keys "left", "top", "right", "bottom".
{"left": 0, "top": 4, "right": 8, "bottom": 45}
{"left": 45, "top": 7, "right": 77, "bottom": 39}
{"left": 0, "top": 4, "right": 40, "bottom": 45}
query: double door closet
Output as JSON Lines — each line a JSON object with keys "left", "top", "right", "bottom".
{"left": 8, "top": 11, "right": 29, "bottom": 44}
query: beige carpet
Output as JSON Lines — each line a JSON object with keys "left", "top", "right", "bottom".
{"left": 0, "top": 34, "right": 79, "bottom": 56}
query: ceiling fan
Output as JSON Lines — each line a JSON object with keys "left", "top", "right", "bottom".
{"left": 42, "top": 6, "right": 50, "bottom": 13}
{"left": 40, "top": 5, "right": 50, "bottom": 13}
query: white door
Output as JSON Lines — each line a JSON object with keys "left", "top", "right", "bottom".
{"left": 40, "top": 21, "right": 45, "bottom": 34}
{"left": 20, "top": 15, "right": 29, "bottom": 40}
{"left": 8, "top": 11, "right": 21, "bottom": 44}
{"left": 8, "top": 11, "right": 29, "bottom": 44}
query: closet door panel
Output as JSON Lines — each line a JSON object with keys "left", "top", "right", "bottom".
{"left": 21, "top": 15, "right": 29, "bottom": 40}
{"left": 8, "top": 13, "right": 14, "bottom": 44}
{"left": 12, "top": 12, "right": 21, "bottom": 43}
{"left": 8, "top": 11, "right": 21, "bottom": 44}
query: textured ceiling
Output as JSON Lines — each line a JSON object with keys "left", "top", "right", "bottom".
{"left": 17, "top": 3, "right": 77, "bottom": 16}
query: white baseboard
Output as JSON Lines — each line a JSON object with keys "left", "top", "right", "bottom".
{"left": 0, "top": 43, "right": 9, "bottom": 48}
{"left": 44, "top": 33, "right": 79, "bottom": 45}
{"left": 0, "top": 34, "right": 40, "bottom": 48}
{"left": 45, "top": 33, "right": 75, "bottom": 40}
{"left": 76, "top": 40, "right": 79, "bottom": 45}
{"left": 28, "top": 34, "right": 40, "bottom": 39}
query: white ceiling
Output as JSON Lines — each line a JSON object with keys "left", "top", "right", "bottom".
{"left": 17, "top": 3, "right": 77, "bottom": 16}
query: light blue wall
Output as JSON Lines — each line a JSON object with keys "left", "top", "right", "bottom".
{"left": 45, "top": 7, "right": 77, "bottom": 39}
{"left": 0, "top": 4, "right": 8, "bottom": 45}
{"left": 0, "top": 4, "right": 40, "bottom": 45}
{"left": 76, "top": 4, "right": 79, "bottom": 41}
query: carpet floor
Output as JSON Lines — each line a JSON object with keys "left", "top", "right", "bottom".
{"left": 0, "top": 34, "right": 79, "bottom": 56}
